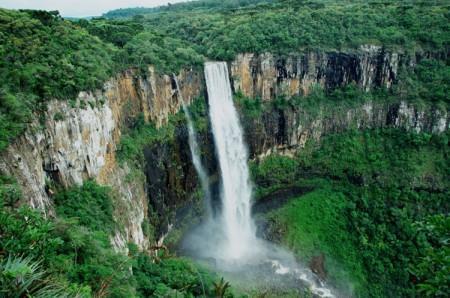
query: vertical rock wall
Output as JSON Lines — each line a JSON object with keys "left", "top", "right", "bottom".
{"left": 242, "top": 101, "right": 449, "bottom": 159}
{"left": 0, "top": 67, "right": 203, "bottom": 251}
{"left": 230, "top": 46, "right": 406, "bottom": 100}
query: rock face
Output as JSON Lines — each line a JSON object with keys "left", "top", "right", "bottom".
{"left": 142, "top": 126, "right": 218, "bottom": 236}
{"left": 0, "top": 67, "right": 202, "bottom": 251}
{"left": 241, "top": 100, "right": 449, "bottom": 159}
{"left": 310, "top": 254, "right": 327, "bottom": 281}
{"left": 229, "top": 47, "right": 449, "bottom": 157}
{"left": 230, "top": 46, "right": 405, "bottom": 100}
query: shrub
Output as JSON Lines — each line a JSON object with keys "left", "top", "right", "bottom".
{"left": 132, "top": 253, "right": 215, "bottom": 297}
{"left": 0, "top": 255, "right": 68, "bottom": 298}
{"left": 53, "top": 180, "right": 115, "bottom": 233}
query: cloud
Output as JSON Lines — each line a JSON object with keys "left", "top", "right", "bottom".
{"left": 0, "top": 0, "right": 188, "bottom": 17}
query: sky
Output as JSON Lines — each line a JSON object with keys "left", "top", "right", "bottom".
{"left": 0, "top": 0, "right": 188, "bottom": 17}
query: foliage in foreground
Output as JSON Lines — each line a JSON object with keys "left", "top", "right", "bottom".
{"left": 252, "top": 129, "right": 449, "bottom": 297}
{"left": 0, "top": 180, "right": 218, "bottom": 297}
{"left": 0, "top": 255, "right": 68, "bottom": 298}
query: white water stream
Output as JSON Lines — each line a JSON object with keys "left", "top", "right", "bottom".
{"left": 173, "top": 75, "right": 212, "bottom": 216}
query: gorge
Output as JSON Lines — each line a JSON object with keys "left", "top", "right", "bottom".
{"left": 0, "top": 1, "right": 448, "bottom": 297}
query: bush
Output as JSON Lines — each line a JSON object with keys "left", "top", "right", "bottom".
{"left": 269, "top": 188, "right": 367, "bottom": 296}
{"left": 0, "top": 205, "right": 60, "bottom": 260}
{"left": 0, "top": 175, "right": 22, "bottom": 208}
{"left": 412, "top": 214, "right": 450, "bottom": 296}
{"left": 0, "top": 178, "right": 221, "bottom": 297}
{"left": 0, "top": 91, "right": 32, "bottom": 150}
{"left": 53, "top": 180, "right": 115, "bottom": 233}
{"left": 144, "top": 0, "right": 449, "bottom": 59}
{"left": 250, "top": 155, "right": 299, "bottom": 198}
{"left": 132, "top": 253, "right": 215, "bottom": 297}
{"left": 0, "top": 9, "right": 116, "bottom": 150}
{"left": 124, "top": 31, "right": 204, "bottom": 74}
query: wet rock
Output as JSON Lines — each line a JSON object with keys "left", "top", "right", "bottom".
{"left": 309, "top": 254, "right": 327, "bottom": 281}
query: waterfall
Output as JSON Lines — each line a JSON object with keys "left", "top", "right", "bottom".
{"left": 173, "top": 75, "right": 212, "bottom": 216}
{"left": 204, "top": 62, "right": 256, "bottom": 259}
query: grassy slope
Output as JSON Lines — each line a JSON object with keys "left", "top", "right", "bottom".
{"left": 268, "top": 187, "right": 367, "bottom": 296}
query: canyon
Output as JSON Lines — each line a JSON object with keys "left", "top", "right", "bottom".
{"left": 1, "top": 46, "right": 448, "bottom": 254}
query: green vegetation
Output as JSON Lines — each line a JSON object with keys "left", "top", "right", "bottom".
{"left": 132, "top": 251, "right": 215, "bottom": 297}
{"left": 0, "top": 91, "right": 33, "bottom": 150}
{"left": 0, "top": 175, "right": 21, "bottom": 207}
{"left": 253, "top": 129, "right": 449, "bottom": 297}
{"left": 237, "top": 57, "right": 449, "bottom": 124}
{"left": 0, "top": 7, "right": 203, "bottom": 150}
{"left": 269, "top": 188, "right": 366, "bottom": 296}
{"left": 240, "top": 54, "right": 449, "bottom": 295}
{"left": 395, "top": 59, "right": 450, "bottom": 104}
{"left": 123, "top": 31, "right": 204, "bottom": 73}
{"left": 0, "top": 179, "right": 220, "bottom": 297}
{"left": 1, "top": 1, "right": 449, "bottom": 297}
{"left": 143, "top": 0, "right": 449, "bottom": 60}
{"left": 412, "top": 214, "right": 450, "bottom": 296}
{"left": 103, "top": 0, "right": 274, "bottom": 18}
{"left": 0, "top": 10, "right": 116, "bottom": 99}
{"left": 53, "top": 180, "right": 115, "bottom": 233}
{"left": 77, "top": 17, "right": 144, "bottom": 48}
{"left": 234, "top": 91, "right": 265, "bottom": 118}
{"left": 250, "top": 154, "right": 300, "bottom": 198}
{"left": 117, "top": 113, "right": 182, "bottom": 165}
{"left": 188, "top": 96, "right": 210, "bottom": 133}
{"left": 0, "top": 255, "right": 68, "bottom": 297}
{"left": 116, "top": 97, "right": 210, "bottom": 239}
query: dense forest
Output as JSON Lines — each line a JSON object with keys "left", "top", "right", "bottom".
{"left": 0, "top": 0, "right": 449, "bottom": 297}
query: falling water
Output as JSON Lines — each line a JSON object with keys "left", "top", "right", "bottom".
{"left": 173, "top": 75, "right": 212, "bottom": 216}
{"left": 204, "top": 62, "right": 256, "bottom": 259}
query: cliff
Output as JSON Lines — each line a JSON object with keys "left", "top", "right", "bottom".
{"left": 0, "top": 47, "right": 447, "bottom": 250}
{"left": 0, "top": 67, "right": 202, "bottom": 251}
{"left": 242, "top": 100, "right": 448, "bottom": 160}
{"left": 230, "top": 46, "right": 448, "bottom": 156}
{"left": 231, "top": 46, "right": 421, "bottom": 100}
